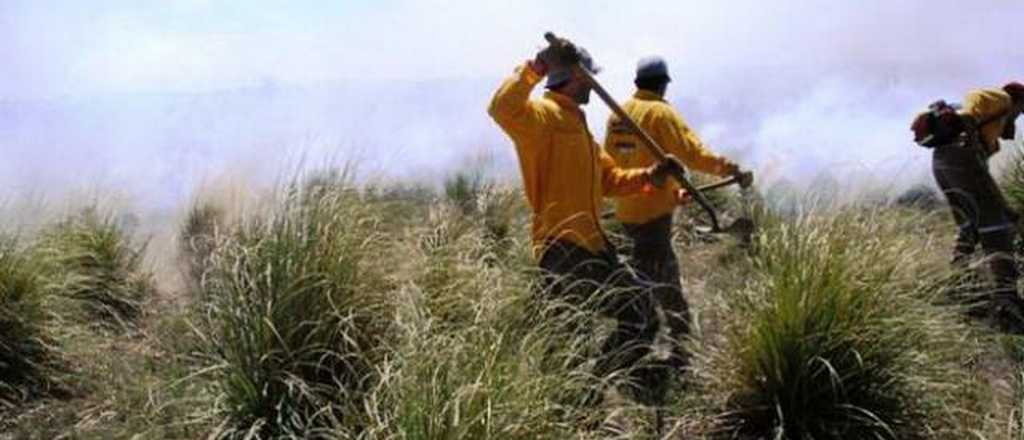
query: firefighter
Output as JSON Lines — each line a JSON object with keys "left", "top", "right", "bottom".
{"left": 488, "top": 41, "right": 687, "bottom": 405}
{"left": 604, "top": 56, "right": 750, "bottom": 365}
{"left": 928, "top": 82, "right": 1024, "bottom": 331}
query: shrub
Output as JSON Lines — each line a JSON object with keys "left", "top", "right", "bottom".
{"left": 39, "top": 208, "right": 154, "bottom": 329}
{"left": 194, "top": 178, "right": 393, "bottom": 438}
{"left": 444, "top": 171, "right": 487, "bottom": 215}
{"left": 703, "top": 209, "right": 981, "bottom": 439}
{"left": 365, "top": 204, "right": 603, "bottom": 439}
{"left": 372, "top": 320, "right": 591, "bottom": 440}
{"left": 476, "top": 186, "right": 527, "bottom": 247}
{"left": 179, "top": 201, "right": 225, "bottom": 296}
{"left": 0, "top": 235, "right": 57, "bottom": 407}
{"left": 894, "top": 184, "right": 941, "bottom": 210}
{"left": 363, "top": 181, "right": 438, "bottom": 234}
{"left": 1000, "top": 142, "right": 1024, "bottom": 218}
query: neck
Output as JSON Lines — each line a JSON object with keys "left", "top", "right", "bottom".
{"left": 640, "top": 89, "right": 664, "bottom": 98}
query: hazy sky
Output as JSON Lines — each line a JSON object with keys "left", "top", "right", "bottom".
{"left": 2, "top": 1, "right": 1023, "bottom": 207}
{"left": 5, "top": 0, "right": 1020, "bottom": 98}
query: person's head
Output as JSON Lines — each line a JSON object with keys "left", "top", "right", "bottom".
{"left": 634, "top": 56, "right": 671, "bottom": 97}
{"left": 546, "top": 47, "right": 599, "bottom": 105}
{"left": 999, "top": 82, "right": 1024, "bottom": 140}
{"left": 1006, "top": 82, "right": 1024, "bottom": 111}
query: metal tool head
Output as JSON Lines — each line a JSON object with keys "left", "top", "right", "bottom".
{"left": 695, "top": 217, "right": 756, "bottom": 243}
{"left": 690, "top": 171, "right": 757, "bottom": 242}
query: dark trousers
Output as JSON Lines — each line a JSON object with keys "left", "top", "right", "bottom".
{"left": 537, "top": 240, "right": 661, "bottom": 395}
{"left": 933, "top": 145, "right": 1020, "bottom": 304}
{"left": 622, "top": 215, "right": 690, "bottom": 367}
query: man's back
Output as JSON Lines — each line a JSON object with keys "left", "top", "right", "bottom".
{"left": 604, "top": 90, "right": 735, "bottom": 225}
{"left": 962, "top": 88, "right": 1014, "bottom": 154}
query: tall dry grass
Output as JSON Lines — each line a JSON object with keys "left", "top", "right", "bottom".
{"left": 36, "top": 208, "right": 155, "bottom": 329}
{"left": 0, "top": 235, "right": 59, "bottom": 408}
{"left": 691, "top": 207, "right": 992, "bottom": 439}
{"left": 187, "top": 176, "right": 395, "bottom": 439}
{"left": 6, "top": 169, "right": 1024, "bottom": 439}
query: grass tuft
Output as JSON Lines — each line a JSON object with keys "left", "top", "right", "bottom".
{"left": 363, "top": 197, "right": 605, "bottom": 439}
{"left": 444, "top": 171, "right": 487, "bottom": 216}
{"left": 179, "top": 201, "right": 225, "bottom": 297}
{"left": 192, "top": 177, "right": 394, "bottom": 438}
{"left": 1000, "top": 142, "right": 1024, "bottom": 218}
{"left": 4, "top": 178, "right": 1019, "bottom": 439}
{"left": 701, "top": 209, "right": 982, "bottom": 440}
{"left": 39, "top": 207, "right": 154, "bottom": 329}
{"left": 0, "top": 235, "right": 59, "bottom": 408}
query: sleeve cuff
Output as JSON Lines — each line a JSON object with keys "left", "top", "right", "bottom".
{"left": 520, "top": 61, "right": 543, "bottom": 86}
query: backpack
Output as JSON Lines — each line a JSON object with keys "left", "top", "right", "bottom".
{"left": 912, "top": 97, "right": 1016, "bottom": 151}
{"left": 911, "top": 100, "right": 966, "bottom": 148}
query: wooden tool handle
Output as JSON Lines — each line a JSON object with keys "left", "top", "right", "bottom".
{"left": 543, "top": 31, "right": 722, "bottom": 231}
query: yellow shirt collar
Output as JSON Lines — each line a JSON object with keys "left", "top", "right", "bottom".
{"left": 633, "top": 89, "right": 664, "bottom": 102}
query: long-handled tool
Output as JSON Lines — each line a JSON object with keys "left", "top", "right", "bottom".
{"left": 543, "top": 32, "right": 753, "bottom": 237}
{"left": 692, "top": 173, "right": 752, "bottom": 193}
{"left": 600, "top": 174, "right": 751, "bottom": 220}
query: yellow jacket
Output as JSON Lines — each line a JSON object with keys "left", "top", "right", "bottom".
{"left": 604, "top": 90, "right": 736, "bottom": 225}
{"left": 961, "top": 88, "right": 1014, "bottom": 154}
{"left": 488, "top": 63, "right": 655, "bottom": 258}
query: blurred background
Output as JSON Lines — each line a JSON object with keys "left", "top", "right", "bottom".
{"left": 2, "top": 0, "right": 1022, "bottom": 209}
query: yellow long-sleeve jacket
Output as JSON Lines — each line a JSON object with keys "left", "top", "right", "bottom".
{"left": 604, "top": 90, "right": 737, "bottom": 225}
{"left": 961, "top": 88, "right": 1014, "bottom": 154}
{"left": 488, "top": 63, "right": 655, "bottom": 259}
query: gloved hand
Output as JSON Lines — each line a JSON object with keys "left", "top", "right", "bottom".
{"left": 721, "top": 162, "right": 754, "bottom": 188}
{"left": 651, "top": 154, "right": 685, "bottom": 188}
{"left": 733, "top": 168, "right": 754, "bottom": 188}
{"left": 533, "top": 38, "right": 580, "bottom": 76}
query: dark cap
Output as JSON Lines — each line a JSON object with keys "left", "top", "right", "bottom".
{"left": 636, "top": 56, "right": 671, "bottom": 82}
{"left": 1005, "top": 82, "right": 1024, "bottom": 102}
{"left": 546, "top": 46, "right": 600, "bottom": 89}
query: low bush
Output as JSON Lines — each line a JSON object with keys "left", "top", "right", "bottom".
{"left": 179, "top": 201, "right": 225, "bottom": 296}
{"left": 0, "top": 235, "right": 58, "bottom": 407}
{"left": 701, "top": 209, "right": 982, "bottom": 439}
{"left": 38, "top": 208, "right": 154, "bottom": 329}
{"left": 193, "top": 178, "right": 394, "bottom": 438}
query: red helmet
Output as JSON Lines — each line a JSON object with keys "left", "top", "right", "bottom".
{"left": 1004, "top": 81, "right": 1024, "bottom": 103}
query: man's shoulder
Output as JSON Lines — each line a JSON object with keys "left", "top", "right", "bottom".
{"left": 532, "top": 95, "right": 572, "bottom": 120}
{"left": 621, "top": 97, "right": 676, "bottom": 117}
{"left": 535, "top": 95, "right": 590, "bottom": 130}
{"left": 963, "top": 88, "right": 1012, "bottom": 115}
{"left": 639, "top": 99, "right": 682, "bottom": 124}
{"left": 966, "top": 88, "right": 1012, "bottom": 103}
{"left": 651, "top": 99, "right": 679, "bottom": 113}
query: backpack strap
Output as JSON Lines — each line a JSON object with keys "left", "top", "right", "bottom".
{"left": 960, "top": 104, "right": 1015, "bottom": 156}
{"left": 963, "top": 101, "right": 1013, "bottom": 130}
{"left": 975, "top": 108, "right": 1011, "bottom": 129}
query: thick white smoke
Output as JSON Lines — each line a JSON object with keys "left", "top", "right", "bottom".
{"left": 1, "top": 0, "right": 1022, "bottom": 207}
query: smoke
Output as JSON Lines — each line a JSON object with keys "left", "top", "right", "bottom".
{"left": 1, "top": 0, "right": 1022, "bottom": 208}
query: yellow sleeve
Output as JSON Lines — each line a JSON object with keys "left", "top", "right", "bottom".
{"left": 487, "top": 62, "right": 547, "bottom": 151}
{"left": 599, "top": 148, "right": 653, "bottom": 197}
{"left": 657, "top": 105, "right": 736, "bottom": 177}
{"left": 961, "top": 89, "right": 1012, "bottom": 125}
